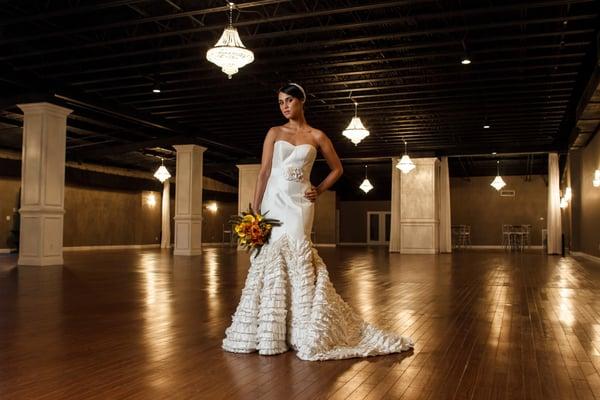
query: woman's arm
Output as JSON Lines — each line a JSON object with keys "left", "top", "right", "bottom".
{"left": 305, "top": 131, "right": 343, "bottom": 202}
{"left": 252, "top": 128, "right": 277, "bottom": 211}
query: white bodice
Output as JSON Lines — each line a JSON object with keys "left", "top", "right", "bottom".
{"left": 260, "top": 141, "right": 317, "bottom": 242}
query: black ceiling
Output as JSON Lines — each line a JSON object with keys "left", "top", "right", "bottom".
{"left": 0, "top": 0, "right": 599, "bottom": 194}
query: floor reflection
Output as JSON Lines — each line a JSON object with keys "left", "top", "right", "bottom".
{"left": 140, "top": 253, "right": 174, "bottom": 367}
{"left": 203, "top": 248, "right": 223, "bottom": 337}
{"left": 2, "top": 248, "right": 600, "bottom": 399}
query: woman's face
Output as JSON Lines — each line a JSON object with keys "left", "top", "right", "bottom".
{"left": 278, "top": 92, "right": 303, "bottom": 119}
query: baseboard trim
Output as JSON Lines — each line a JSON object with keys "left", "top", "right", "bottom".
{"left": 338, "top": 242, "right": 389, "bottom": 246}
{"left": 0, "top": 248, "right": 16, "bottom": 254}
{"left": 314, "top": 243, "right": 336, "bottom": 248}
{"left": 571, "top": 251, "right": 600, "bottom": 264}
{"left": 64, "top": 244, "right": 160, "bottom": 251}
{"left": 465, "top": 245, "right": 544, "bottom": 250}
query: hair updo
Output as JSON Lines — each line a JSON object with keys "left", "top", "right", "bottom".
{"left": 278, "top": 83, "right": 306, "bottom": 102}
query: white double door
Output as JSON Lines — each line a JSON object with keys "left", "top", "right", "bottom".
{"left": 367, "top": 211, "right": 391, "bottom": 245}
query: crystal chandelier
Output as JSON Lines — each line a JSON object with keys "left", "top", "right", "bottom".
{"left": 359, "top": 165, "right": 373, "bottom": 193}
{"left": 342, "top": 100, "right": 369, "bottom": 145}
{"left": 490, "top": 160, "right": 506, "bottom": 191}
{"left": 396, "top": 140, "right": 415, "bottom": 174}
{"left": 206, "top": 2, "right": 254, "bottom": 79}
{"left": 154, "top": 158, "right": 171, "bottom": 183}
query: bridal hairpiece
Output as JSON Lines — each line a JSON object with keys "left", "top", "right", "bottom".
{"left": 288, "top": 82, "right": 306, "bottom": 102}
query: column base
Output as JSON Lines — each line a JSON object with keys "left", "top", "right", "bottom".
{"left": 173, "top": 216, "right": 203, "bottom": 256}
{"left": 400, "top": 221, "right": 439, "bottom": 254}
{"left": 18, "top": 209, "right": 65, "bottom": 267}
{"left": 173, "top": 249, "right": 203, "bottom": 256}
{"left": 18, "top": 254, "right": 64, "bottom": 266}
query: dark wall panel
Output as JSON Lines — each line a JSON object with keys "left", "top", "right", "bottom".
{"left": 451, "top": 175, "right": 547, "bottom": 246}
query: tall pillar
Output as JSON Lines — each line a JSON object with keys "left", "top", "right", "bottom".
{"left": 547, "top": 152, "right": 562, "bottom": 254}
{"left": 173, "top": 145, "right": 206, "bottom": 256}
{"left": 439, "top": 156, "right": 452, "bottom": 253}
{"left": 160, "top": 180, "right": 171, "bottom": 249}
{"left": 17, "top": 102, "right": 72, "bottom": 266}
{"left": 389, "top": 157, "right": 402, "bottom": 252}
{"left": 399, "top": 157, "right": 440, "bottom": 254}
{"left": 236, "top": 164, "right": 261, "bottom": 213}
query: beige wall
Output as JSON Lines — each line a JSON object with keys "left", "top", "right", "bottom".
{"left": 1, "top": 175, "right": 245, "bottom": 249}
{"left": 451, "top": 175, "right": 547, "bottom": 246}
{"left": 0, "top": 177, "right": 20, "bottom": 249}
{"left": 0, "top": 178, "right": 163, "bottom": 248}
{"left": 339, "top": 200, "right": 390, "bottom": 243}
{"left": 571, "top": 132, "right": 600, "bottom": 257}
{"left": 202, "top": 201, "right": 238, "bottom": 243}
{"left": 63, "top": 186, "right": 161, "bottom": 247}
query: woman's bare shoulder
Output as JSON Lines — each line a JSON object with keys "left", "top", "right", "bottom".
{"left": 310, "top": 128, "right": 329, "bottom": 144}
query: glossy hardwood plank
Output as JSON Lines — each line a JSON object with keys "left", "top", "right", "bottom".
{"left": 1, "top": 248, "right": 600, "bottom": 399}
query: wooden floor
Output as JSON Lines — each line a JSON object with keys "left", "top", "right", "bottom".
{"left": 1, "top": 247, "right": 600, "bottom": 399}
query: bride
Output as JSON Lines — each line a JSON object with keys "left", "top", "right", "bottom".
{"left": 222, "top": 83, "right": 413, "bottom": 361}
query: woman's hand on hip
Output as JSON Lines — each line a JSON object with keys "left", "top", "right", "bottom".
{"left": 304, "top": 186, "right": 319, "bottom": 202}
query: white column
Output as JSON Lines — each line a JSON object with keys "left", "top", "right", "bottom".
{"left": 17, "top": 102, "right": 72, "bottom": 266}
{"left": 547, "top": 152, "right": 562, "bottom": 254}
{"left": 439, "top": 156, "right": 452, "bottom": 253}
{"left": 160, "top": 180, "right": 171, "bottom": 249}
{"left": 237, "top": 164, "right": 261, "bottom": 213}
{"left": 389, "top": 157, "right": 402, "bottom": 252}
{"left": 173, "top": 145, "right": 206, "bottom": 256}
{"left": 399, "top": 157, "right": 440, "bottom": 254}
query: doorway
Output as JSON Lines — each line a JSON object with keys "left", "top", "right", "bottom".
{"left": 367, "top": 211, "right": 391, "bottom": 245}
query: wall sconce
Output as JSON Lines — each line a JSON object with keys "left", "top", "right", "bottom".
{"left": 564, "top": 187, "right": 572, "bottom": 201}
{"left": 560, "top": 197, "right": 568, "bottom": 209}
{"left": 146, "top": 193, "right": 157, "bottom": 207}
{"left": 593, "top": 169, "right": 600, "bottom": 187}
{"left": 206, "top": 202, "right": 218, "bottom": 213}
{"left": 559, "top": 187, "right": 572, "bottom": 209}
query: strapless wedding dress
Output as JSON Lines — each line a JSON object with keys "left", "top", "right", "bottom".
{"left": 222, "top": 140, "right": 413, "bottom": 361}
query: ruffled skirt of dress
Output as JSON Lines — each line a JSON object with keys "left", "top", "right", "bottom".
{"left": 222, "top": 234, "right": 414, "bottom": 361}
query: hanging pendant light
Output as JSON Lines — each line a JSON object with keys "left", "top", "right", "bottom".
{"left": 490, "top": 160, "right": 506, "bottom": 191}
{"left": 396, "top": 140, "right": 416, "bottom": 174}
{"left": 206, "top": 2, "right": 254, "bottom": 79}
{"left": 359, "top": 165, "right": 374, "bottom": 193}
{"left": 154, "top": 158, "right": 171, "bottom": 183}
{"left": 342, "top": 98, "right": 369, "bottom": 145}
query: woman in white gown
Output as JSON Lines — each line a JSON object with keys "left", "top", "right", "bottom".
{"left": 222, "top": 83, "right": 413, "bottom": 361}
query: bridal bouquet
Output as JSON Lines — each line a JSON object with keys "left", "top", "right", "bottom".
{"left": 229, "top": 204, "right": 282, "bottom": 257}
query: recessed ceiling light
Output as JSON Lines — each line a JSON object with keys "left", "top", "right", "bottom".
{"left": 461, "top": 58, "right": 471, "bottom": 65}
{"left": 492, "top": 152, "right": 497, "bottom": 155}
{"left": 483, "top": 124, "right": 491, "bottom": 129}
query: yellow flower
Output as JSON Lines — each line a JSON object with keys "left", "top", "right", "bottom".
{"left": 242, "top": 215, "right": 255, "bottom": 223}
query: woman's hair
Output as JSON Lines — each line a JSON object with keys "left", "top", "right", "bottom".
{"left": 278, "top": 83, "right": 306, "bottom": 102}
